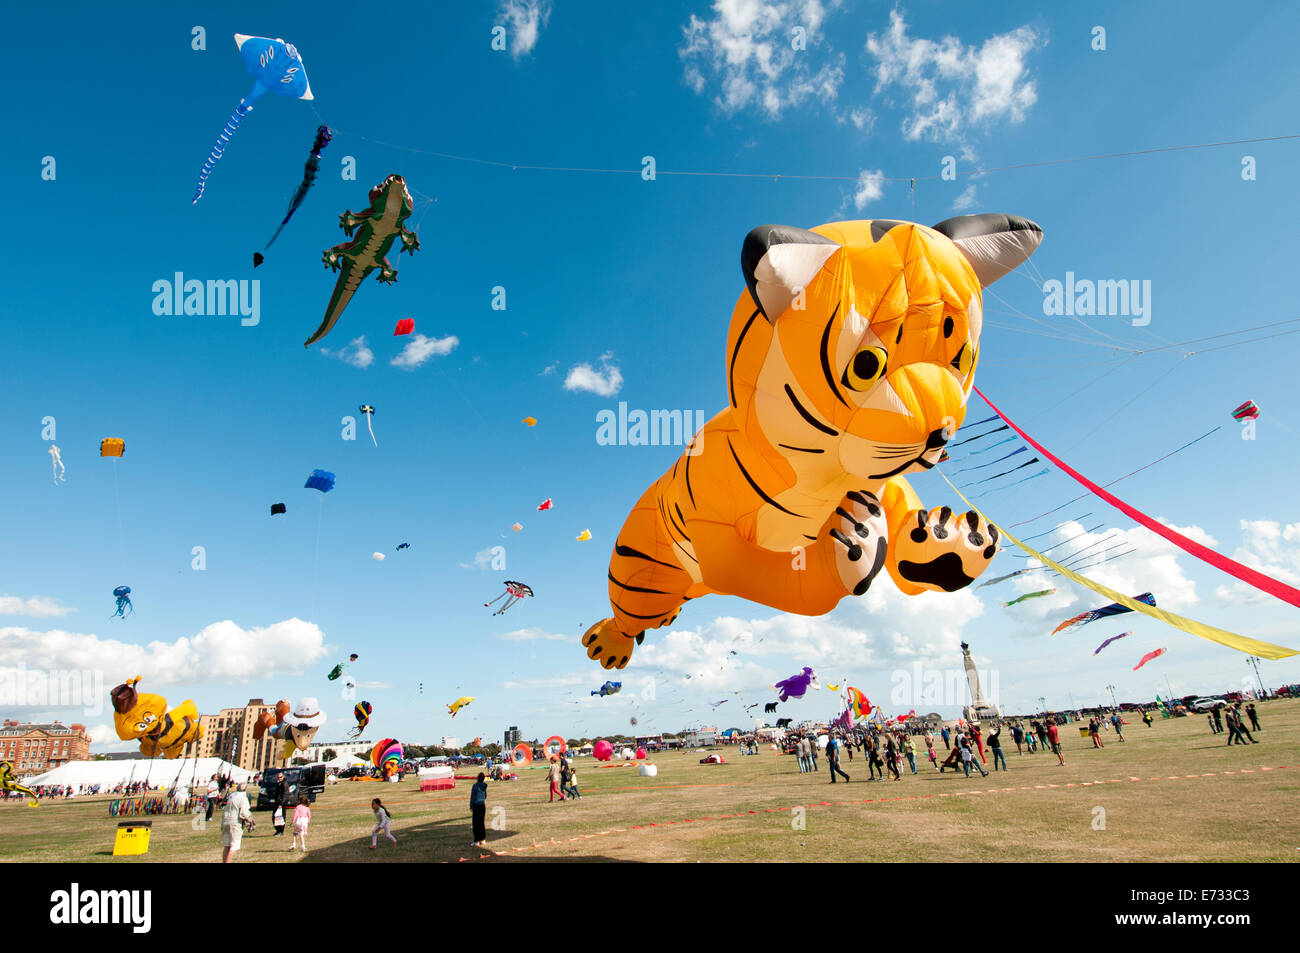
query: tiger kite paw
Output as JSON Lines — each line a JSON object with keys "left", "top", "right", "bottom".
{"left": 582, "top": 618, "right": 642, "bottom": 670}
{"left": 824, "top": 490, "right": 890, "bottom": 597}
{"left": 892, "top": 507, "right": 999, "bottom": 593}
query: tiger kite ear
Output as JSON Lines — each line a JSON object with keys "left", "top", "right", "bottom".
{"left": 931, "top": 213, "right": 1043, "bottom": 287}
{"left": 741, "top": 225, "right": 840, "bottom": 323}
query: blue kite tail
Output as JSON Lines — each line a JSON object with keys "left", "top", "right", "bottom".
{"left": 193, "top": 100, "right": 253, "bottom": 204}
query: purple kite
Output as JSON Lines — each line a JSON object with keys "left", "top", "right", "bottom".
{"left": 773, "top": 667, "right": 818, "bottom": 702}
{"left": 1092, "top": 631, "right": 1132, "bottom": 655}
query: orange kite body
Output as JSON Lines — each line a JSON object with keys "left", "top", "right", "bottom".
{"left": 583, "top": 216, "right": 1043, "bottom": 669}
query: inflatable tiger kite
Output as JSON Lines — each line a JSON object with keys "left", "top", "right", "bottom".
{"left": 582, "top": 214, "right": 1043, "bottom": 669}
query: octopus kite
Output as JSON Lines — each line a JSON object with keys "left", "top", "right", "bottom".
{"left": 111, "top": 586, "right": 133, "bottom": 619}
{"left": 485, "top": 580, "right": 533, "bottom": 615}
{"left": 304, "top": 174, "right": 420, "bottom": 348}
{"left": 581, "top": 214, "right": 1043, "bottom": 668}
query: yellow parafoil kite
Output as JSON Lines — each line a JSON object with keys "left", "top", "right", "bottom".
{"left": 582, "top": 215, "right": 1042, "bottom": 669}
{"left": 447, "top": 696, "right": 475, "bottom": 717}
{"left": 576, "top": 529, "right": 592, "bottom": 542}
{"left": 100, "top": 438, "right": 125, "bottom": 457}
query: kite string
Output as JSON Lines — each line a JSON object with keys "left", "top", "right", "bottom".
{"left": 307, "top": 109, "right": 1300, "bottom": 185}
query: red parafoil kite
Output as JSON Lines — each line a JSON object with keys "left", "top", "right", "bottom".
{"left": 1133, "top": 647, "right": 1167, "bottom": 671}
{"left": 394, "top": 318, "right": 414, "bottom": 336}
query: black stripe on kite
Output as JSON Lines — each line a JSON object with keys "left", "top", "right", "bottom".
{"left": 728, "top": 436, "right": 803, "bottom": 518}
{"left": 778, "top": 444, "right": 825, "bottom": 454}
{"left": 784, "top": 384, "right": 838, "bottom": 436}
{"left": 819, "top": 305, "right": 849, "bottom": 408}
{"left": 615, "top": 544, "right": 679, "bottom": 570}
{"left": 608, "top": 571, "right": 669, "bottom": 595}
{"left": 729, "top": 309, "right": 761, "bottom": 408}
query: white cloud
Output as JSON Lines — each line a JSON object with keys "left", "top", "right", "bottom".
{"left": 680, "top": 1, "right": 845, "bottom": 119}
{"left": 865, "top": 9, "right": 1042, "bottom": 143}
{"left": 499, "top": 0, "right": 553, "bottom": 59}
{"left": 320, "top": 335, "right": 374, "bottom": 369}
{"left": 499, "top": 627, "right": 571, "bottom": 642}
{"left": 952, "top": 183, "right": 978, "bottom": 210}
{"left": 847, "top": 106, "right": 876, "bottom": 131}
{"left": 391, "top": 334, "right": 458, "bottom": 370}
{"left": 0, "top": 618, "right": 329, "bottom": 687}
{"left": 540, "top": 362, "right": 558, "bottom": 376}
{"left": 852, "top": 169, "right": 886, "bottom": 209}
{"left": 1214, "top": 520, "right": 1300, "bottom": 605}
{"left": 564, "top": 353, "right": 623, "bottom": 397}
{"left": 0, "top": 596, "right": 75, "bottom": 618}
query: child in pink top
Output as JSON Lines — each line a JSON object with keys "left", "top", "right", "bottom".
{"left": 290, "top": 795, "right": 311, "bottom": 851}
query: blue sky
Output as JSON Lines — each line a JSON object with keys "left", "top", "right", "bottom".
{"left": 3, "top": 1, "right": 1300, "bottom": 752}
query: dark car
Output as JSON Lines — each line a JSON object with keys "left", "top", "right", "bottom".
{"left": 256, "top": 765, "right": 327, "bottom": 810}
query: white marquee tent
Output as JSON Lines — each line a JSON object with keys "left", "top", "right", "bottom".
{"left": 20, "top": 758, "right": 253, "bottom": 789}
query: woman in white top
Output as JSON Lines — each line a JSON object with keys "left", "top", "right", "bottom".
{"left": 221, "top": 783, "right": 252, "bottom": 863}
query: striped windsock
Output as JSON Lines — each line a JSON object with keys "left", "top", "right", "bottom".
{"left": 192, "top": 100, "right": 253, "bottom": 204}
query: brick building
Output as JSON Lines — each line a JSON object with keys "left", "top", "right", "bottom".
{"left": 0, "top": 720, "right": 91, "bottom": 773}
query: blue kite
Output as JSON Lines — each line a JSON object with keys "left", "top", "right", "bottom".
{"left": 304, "top": 469, "right": 336, "bottom": 493}
{"left": 111, "top": 586, "right": 133, "bottom": 619}
{"left": 192, "top": 34, "right": 314, "bottom": 204}
{"left": 591, "top": 680, "right": 622, "bottom": 697}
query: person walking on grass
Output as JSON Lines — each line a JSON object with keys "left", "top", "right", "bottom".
{"left": 797, "top": 736, "right": 809, "bottom": 773}
{"left": 988, "top": 724, "right": 1007, "bottom": 772}
{"left": 370, "top": 797, "right": 397, "bottom": 849}
{"left": 1088, "top": 717, "right": 1104, "bottom": 749}
{"left": 470, "top": 773, "right": 488, "bottom": 847}
{"left": 808, "top": 736, "right": 819, "bottom": 772}
{"left": 1110, "top": 712, "right": 1126, "bottom": 742}
{"left": 926, "top": 735, "right": 938, "bottom": 769}
{"left": 290, "top": 794, "right": 311, "bottom": 852}
{"left": 1046, "top": 720, "right": 1065, "bottom": 766}
{"left": 827, "top": 734, "right": 850, "bottom": 784}
{"left": 1246, "top": 703, "right": 1261, "bottom": 733}
{"left": 220, "top": 782, "right": 252, "bottom": 864}
{"left": 1212, "top": 707, "right": 1224, "bottom": 734}
{"left": 1207, "top": 713, "right": 1219, "bottom": 735}
{"left": 1011, "top": 723, "right": 1024, "bottom": 755}
{"left": 547, "top": 756, "right": 566, "bottom": 801}
{"left": 883, "top": 734, "right": 901, "bottom": 781}
{"left": 865, "top": 734, "right": 882, "bottom": 781}
{"left": 906, "top": 735, "right": 919, "bottom": 775}
{"left": 1141, "top": 708, "right": 1153, "bottom": 728}
{"left": 272, "top": 803, "right": 285, "bottom": 837}
{"left": 562, "top": 760, "right": 581, "bottom": 799}
{"left": 941, "top": 726, "right": 951, "bottom": 750}
{"left": 1225, "top": 707, "right": 1257, "bottom": 745}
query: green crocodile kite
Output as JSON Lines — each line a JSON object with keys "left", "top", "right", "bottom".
{"left": 305, "top": 173, "right": 420, "bottom": 347}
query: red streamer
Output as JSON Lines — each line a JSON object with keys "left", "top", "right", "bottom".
{"left": 974, "top": 387, "right": 1300, "bottom": 610}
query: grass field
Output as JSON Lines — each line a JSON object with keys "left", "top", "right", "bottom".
{"left": 3, "top": 700, "right": 1298, "bottom": 863}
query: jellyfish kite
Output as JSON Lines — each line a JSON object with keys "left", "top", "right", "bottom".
{"left": 261, "top": 125, "right": 332, "bottom": 255}
{"left": 348, "top": 701, "right": 372, "bottom": 739}
{"left": 192, "top": 35, "right": 314, "bottom": 204}
{"left": 327, "top": 654, "right": 358, "bottom": 681}
{"left": 485, "top": 580, "right": 533, "bottom": 615}
{"left": 359, "top": 405, "right": 377, "bottom": 447}
{"left": 111, "top": 586, "right": 133, "bottom": 619}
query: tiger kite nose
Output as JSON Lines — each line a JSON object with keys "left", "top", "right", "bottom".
{"left": 925, "top": 427, "right": 951, "bottom": 450}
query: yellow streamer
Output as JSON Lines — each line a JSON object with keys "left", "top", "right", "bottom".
{"left": 938, "top": 473, "right": 1297, "bottom": 660}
